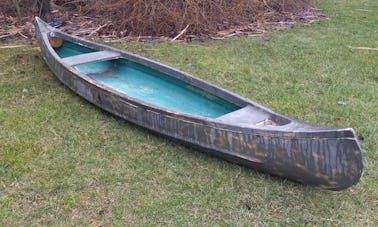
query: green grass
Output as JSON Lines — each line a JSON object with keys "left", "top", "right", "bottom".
{"left": 1, "top": 0, "right": 377, "bottom": 225}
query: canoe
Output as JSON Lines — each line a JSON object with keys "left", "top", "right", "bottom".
{"left": 35, "top": 17, "right": 363, "bottom": 190}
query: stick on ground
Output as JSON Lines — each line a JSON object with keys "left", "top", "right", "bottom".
{"left": 172, "top": 25, "right": 190, "bottom": 41}
{"left": 348, "top": 46, "right": 378, "bottom": 51}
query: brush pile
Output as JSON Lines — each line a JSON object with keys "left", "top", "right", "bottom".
{"left": 1, "top": 0, "right": 319, "bottom": 41}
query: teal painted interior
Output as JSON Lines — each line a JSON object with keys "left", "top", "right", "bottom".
{"left": 53, "top": 41, "right": 240, "bottom": 118}
{"left": 54, "top": 41, "right": 96, "bottom": 58}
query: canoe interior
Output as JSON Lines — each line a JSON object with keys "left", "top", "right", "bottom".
{"left": 54, "top": 41, "right": 240, "bottom": 118}
{"left": 54, "top": 41, "right": 97, "bottom": 57}
{"left": 51, "top": 38, "right": 291, "bottom": 126}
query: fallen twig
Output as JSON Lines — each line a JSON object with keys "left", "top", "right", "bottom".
{"left": 355, "top": 9, "right": 372, "bottom": 12}
{"left": 104, "top": 37, "right": 128, "bottom": 43}
{"left": 172, "top": 24, "right": 190, "bottom": 41}
{"left": 89, "top": 23, "right": 109, "bottom": 36}
{"left": 0, "top": 34, "right": 13, "bottom": 39}
{"left": 348, "top": 46, "right": 378, "bottom": 51}
{"left": 18, "top": 32, "right": 28, "bottom": 39}
{"left": 0, "top": 45, "right": 40, "bottom": 50}
{"left": 0, "top": 45, "right": 28, "bottom": 49}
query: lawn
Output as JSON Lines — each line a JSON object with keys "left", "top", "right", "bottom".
{"left": 0, "top": 0, "right": 377, "bottom": 225}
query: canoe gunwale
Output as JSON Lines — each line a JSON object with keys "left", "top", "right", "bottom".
{"left": 35, "top": 17, "right": 363, "bottom": 190}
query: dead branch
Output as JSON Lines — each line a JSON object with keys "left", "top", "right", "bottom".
{"left": 172, "top": 24, "right": 190, "bottom": 41}
{"left": 89, "top": 23, "right": 109, "bottom": 36}
{"left": 0, "top": 45, "right": 40, "bottom": 50}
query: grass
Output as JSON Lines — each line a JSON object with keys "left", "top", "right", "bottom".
{"left": 0, "top": 0, "right": 377, "bottom": 225}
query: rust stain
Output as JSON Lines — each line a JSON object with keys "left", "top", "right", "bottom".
{"left": 295, "top": 163, "right": 308, "bottom": 172}
{"left": 253, "top": 150, "right": 266, "bottom": 159}
{"left": 248, "top": 140, "right": 257, "bottom": 150}
{"left": 315, "top": 172, "right": 331, "bottom": 180}
{"left": 232, "top": 135, "right": 241, "bottom": 152}
{"left": 214, "top": 136, "right": 226, "bottom": 148}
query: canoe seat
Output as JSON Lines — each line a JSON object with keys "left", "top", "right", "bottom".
{"left": 61, "top": 50, "right": 121, "bottom": 67}
{"left": 216, "top": 105, "right": 272, "bottom": 126}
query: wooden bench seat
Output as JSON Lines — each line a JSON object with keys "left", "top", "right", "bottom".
{"left": 61, "top": 50, "right": 121, "bottom": 67}
{"left": 216, "top": 105, "right": 271, "bottom": 126}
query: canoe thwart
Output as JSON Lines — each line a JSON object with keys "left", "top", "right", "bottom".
{"left": 61, "top": 50, "right": 121, "bottom": 67}
{"left": 216, "top": 105, "right": 276, "bottom": 126}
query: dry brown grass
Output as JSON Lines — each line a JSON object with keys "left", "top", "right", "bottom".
{"left": 83, "top": 0, "right": 313, "bottom": 37}
{"left": 86, "top": 0, "right": 264, "bottom": 37}
{"left": 0, "top": 0, "right": 49, "bottom": 22}
{"left": 265, "top": 0, "right": 313, "bottom": 13}
{"left": 1, "top": 0, "right": 315, "bottom": 38}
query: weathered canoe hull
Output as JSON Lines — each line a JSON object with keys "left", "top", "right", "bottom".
{"left": 35, "top": 17, "right": 363, "bottom": 190}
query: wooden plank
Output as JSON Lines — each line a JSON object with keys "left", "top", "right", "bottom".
{"left": 216, "top": 105, "right": 270, "bottom": 125}
{"left": 61, "top": 50, "right": 121, "bottom": 66}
